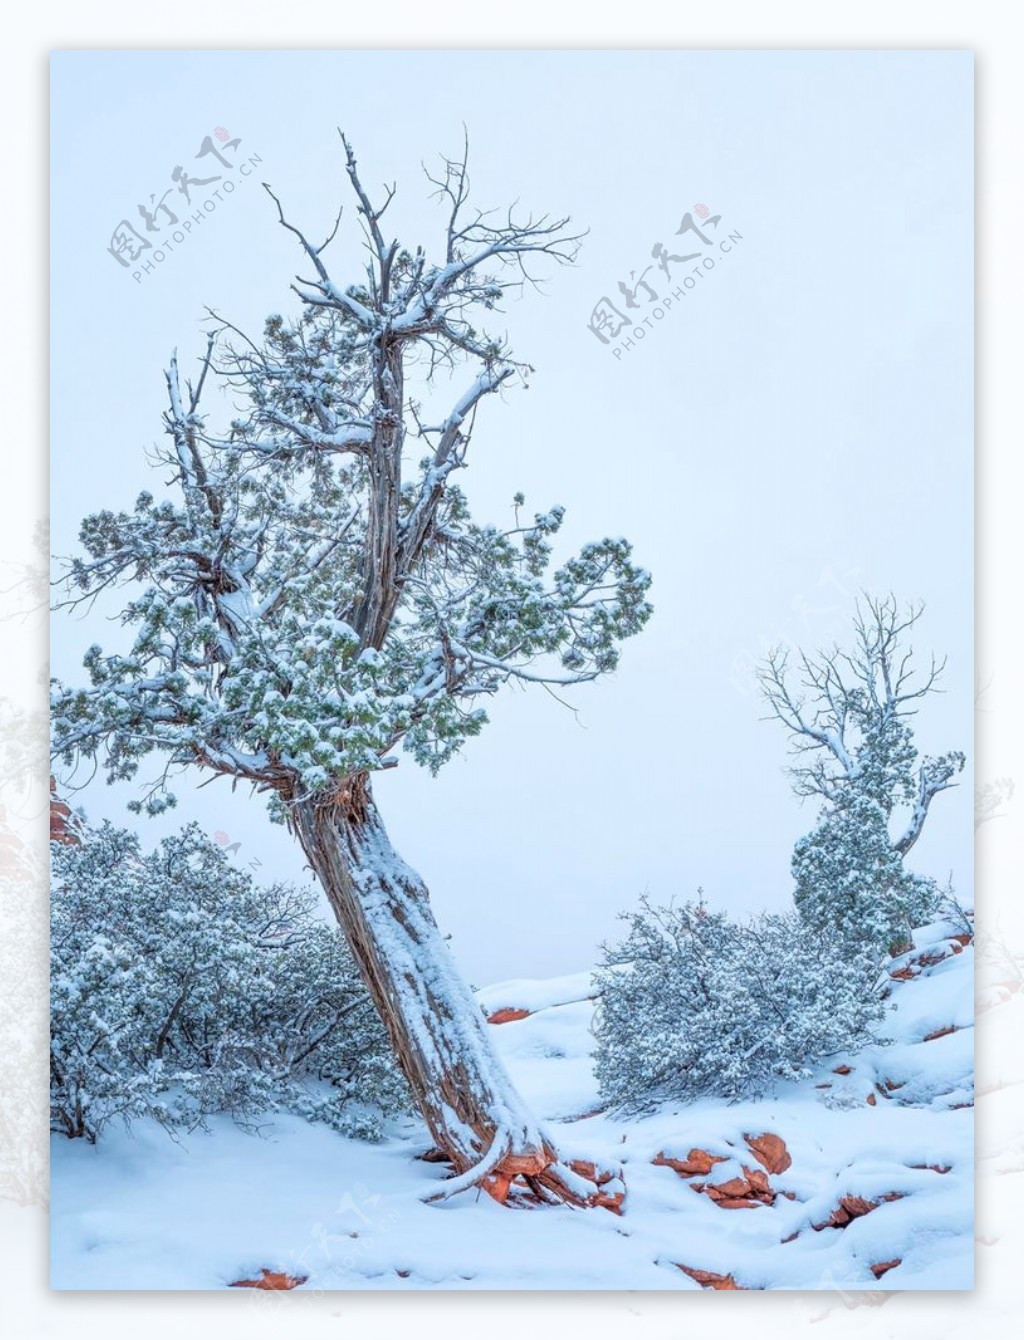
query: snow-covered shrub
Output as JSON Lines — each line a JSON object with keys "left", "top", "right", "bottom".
{"left": 592, "top": 896, "right": 885, "bottom": 1110}
{"left": 50, "top": 821, "right": 407, "bottom": 1142}
{"left": 792, "top": 792, "right": 940, "bottom": 954}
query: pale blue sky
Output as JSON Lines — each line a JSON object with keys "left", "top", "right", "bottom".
{"left": 51, "top": 50, "right": 973, "bottom": 984}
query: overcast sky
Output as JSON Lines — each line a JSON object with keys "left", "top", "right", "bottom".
{"left": 51, "top": 50, "right": 973, "bottom": 986}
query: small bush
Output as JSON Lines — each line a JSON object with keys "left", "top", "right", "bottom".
{"left": 592, "top": 896, "right": 886, "bottom": 1110}
{"left": 50, "top": 820, "right": 408, "bottom": 1142}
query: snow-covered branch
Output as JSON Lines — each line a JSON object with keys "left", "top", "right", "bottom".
{"left": 757, "top": 595, "right": 964, "bottom": 902}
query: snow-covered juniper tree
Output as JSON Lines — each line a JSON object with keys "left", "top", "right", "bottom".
{"left": 592, "top": 897, "right": 884, "bottom": 1109}
{"left": 51, "top": 136, "right": 652, "bottom": 1207}
{"left": 757, "top": 596, "right": 964, "bottom": 952}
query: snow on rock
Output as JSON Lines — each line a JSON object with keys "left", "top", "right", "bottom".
{"left": 476, "top": 970, "right": 598, "bottom": 1018}
{"left": 486, "top": 1007, "right": 531, "bottom": 1024}
{"left": 229, "top": 1268, "right": 308, "bottom": 1290}
{"left": 50, "top": 923, "right": 974, "bottom": 1290}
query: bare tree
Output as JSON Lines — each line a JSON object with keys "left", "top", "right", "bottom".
{"left": 52, "top": 134, "right": 652, "bottom": 1208}
{"left": 758, "top": 595, "right": 964, "bottom": 849}
{"left": 757, "top": 595, "right": 964, "bottom": 948}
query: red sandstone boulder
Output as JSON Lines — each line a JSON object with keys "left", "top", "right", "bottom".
{"left": 744, "top": 1132, "right": 792, "bottom": 1175}
{"left": 652, "top": 1148, "right": 727, "bottom": 1178}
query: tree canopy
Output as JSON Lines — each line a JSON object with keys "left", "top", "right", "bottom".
{"left": 52, "top": 135, "right": 653, "bottom": 817}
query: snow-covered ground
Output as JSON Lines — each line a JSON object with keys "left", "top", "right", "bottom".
{"left": 50, "top": 920, "right": 974, "bottom": 1290}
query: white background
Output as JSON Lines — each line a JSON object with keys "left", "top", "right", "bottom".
{"left": 2, "top": 3, "right": 1021, "bottom": 1334}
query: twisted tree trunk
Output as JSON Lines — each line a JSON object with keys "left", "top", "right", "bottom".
{"left": 290, "top": 773, "right": 602, "bottom": 1207}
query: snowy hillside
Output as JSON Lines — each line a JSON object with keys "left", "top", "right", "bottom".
{"left": 50, "top": 919, "right": 973, "bottom": 1290}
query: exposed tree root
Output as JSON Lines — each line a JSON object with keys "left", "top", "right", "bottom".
{"left": 421, "top": 1131, "right": 625, "bottom": 1212}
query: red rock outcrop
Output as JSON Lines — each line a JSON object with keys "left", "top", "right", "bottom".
{"left": 487, "top": 1007, "right": 531, "bottom": 1024}
{"left": 813, "top": 1192, "right": 905, "bottom": 1231}
{"left": 229, "top": 1268, "right": 308, "bottom": 1290}
{"left": 744, "top": 1132, "right": 792, "bottom": 1175}
{"left": 653, "top": 1133, "right": 792, "bottom": 1209}
{"left": 49, "top": 777, "right": 80, "bottom": 846}
{"left": 652, "top": 1148, "right": 727, "bottom": 1178}
{"left": 567, "top": 1158, "right": 625, "bottom": 1214}
{"left": 677, "top": 1264, "right": 743, "bottom": 1290}
{"left": 870, "top": 1259, "right": 901, "bottom": 1279}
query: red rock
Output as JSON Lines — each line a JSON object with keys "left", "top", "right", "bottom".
{"left": 884, "top": 1078, "right": 905, "bottom": 1092}
{"left": 707, "top": 1175, "right": 754, "bottom": 1201}
{"left": 889, "top": 965, "right": 916, "bottom": 981}
{"left": 781, "top": 1230, "right": 800, "bottom": 1244}
{"left": 866, "top": 1093, "right": 877, "bottom": 1106}
{"left": 923, "top": 1025, "right": 956, "bottom": 1041}
{"left": 49, "top": 777, "right": 81, "bottom": 846}
{"left": 952, "top": 933, "right": 972, "bottom": 946}
{"left": 833, "top": 1064, "right": 852, "bottom": 1075}
{"left": 744, "top": 1132, "right": 792, "bottom": 1174}
{"left": 229, "top": 1269, "right": 308, "bottom": 1290}
{"left": 870, "top": 1259, "right": 901, "bottom": 1279}
{"left": 910, "top": 1163, "right": 951, "bottom": 1174}
{"left": 487, "top": 1007, "right": 531, "bottom": 1024}
{"left": 569, "top": 1158, "right": 597, "bottom": 1181}
{"left": 691, "top": 1180, "right": 761, "bottom": 1209}
{"left": 567, "top": 1158, "right": 617, "bottom": 1190}
{"left": 815, "top": 1193, "right": 903, "bottom": 1231}
{"left": 917, "top": 950, "right": 948, "bottom": 967}
{"left": 417, "top": 1146, "right": 451, "bottom": 1163}
{"left": 677, "top": 1265, "right": 742, "bottom": 1290}
{"left": 840, "top": 1195, "right": 878, "bottom": 1218}
{"left": 561, "top": 1160, "right": 625, "bottom": 1212}
{"left": 652, "top": 1148, "right": 726, "bottom": 1177}
{"left": 592, "top": 1186, "right": 625, "bottom": 1215}
{"left": 744, "top": 1167, "right": 773, "bottom": 1197}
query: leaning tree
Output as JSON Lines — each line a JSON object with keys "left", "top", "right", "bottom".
{"left": 757, "top": 595, "right": 965, "bottom": 951}
{"left": 51, "top": 136, "right": 652, "bottom": 1207}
